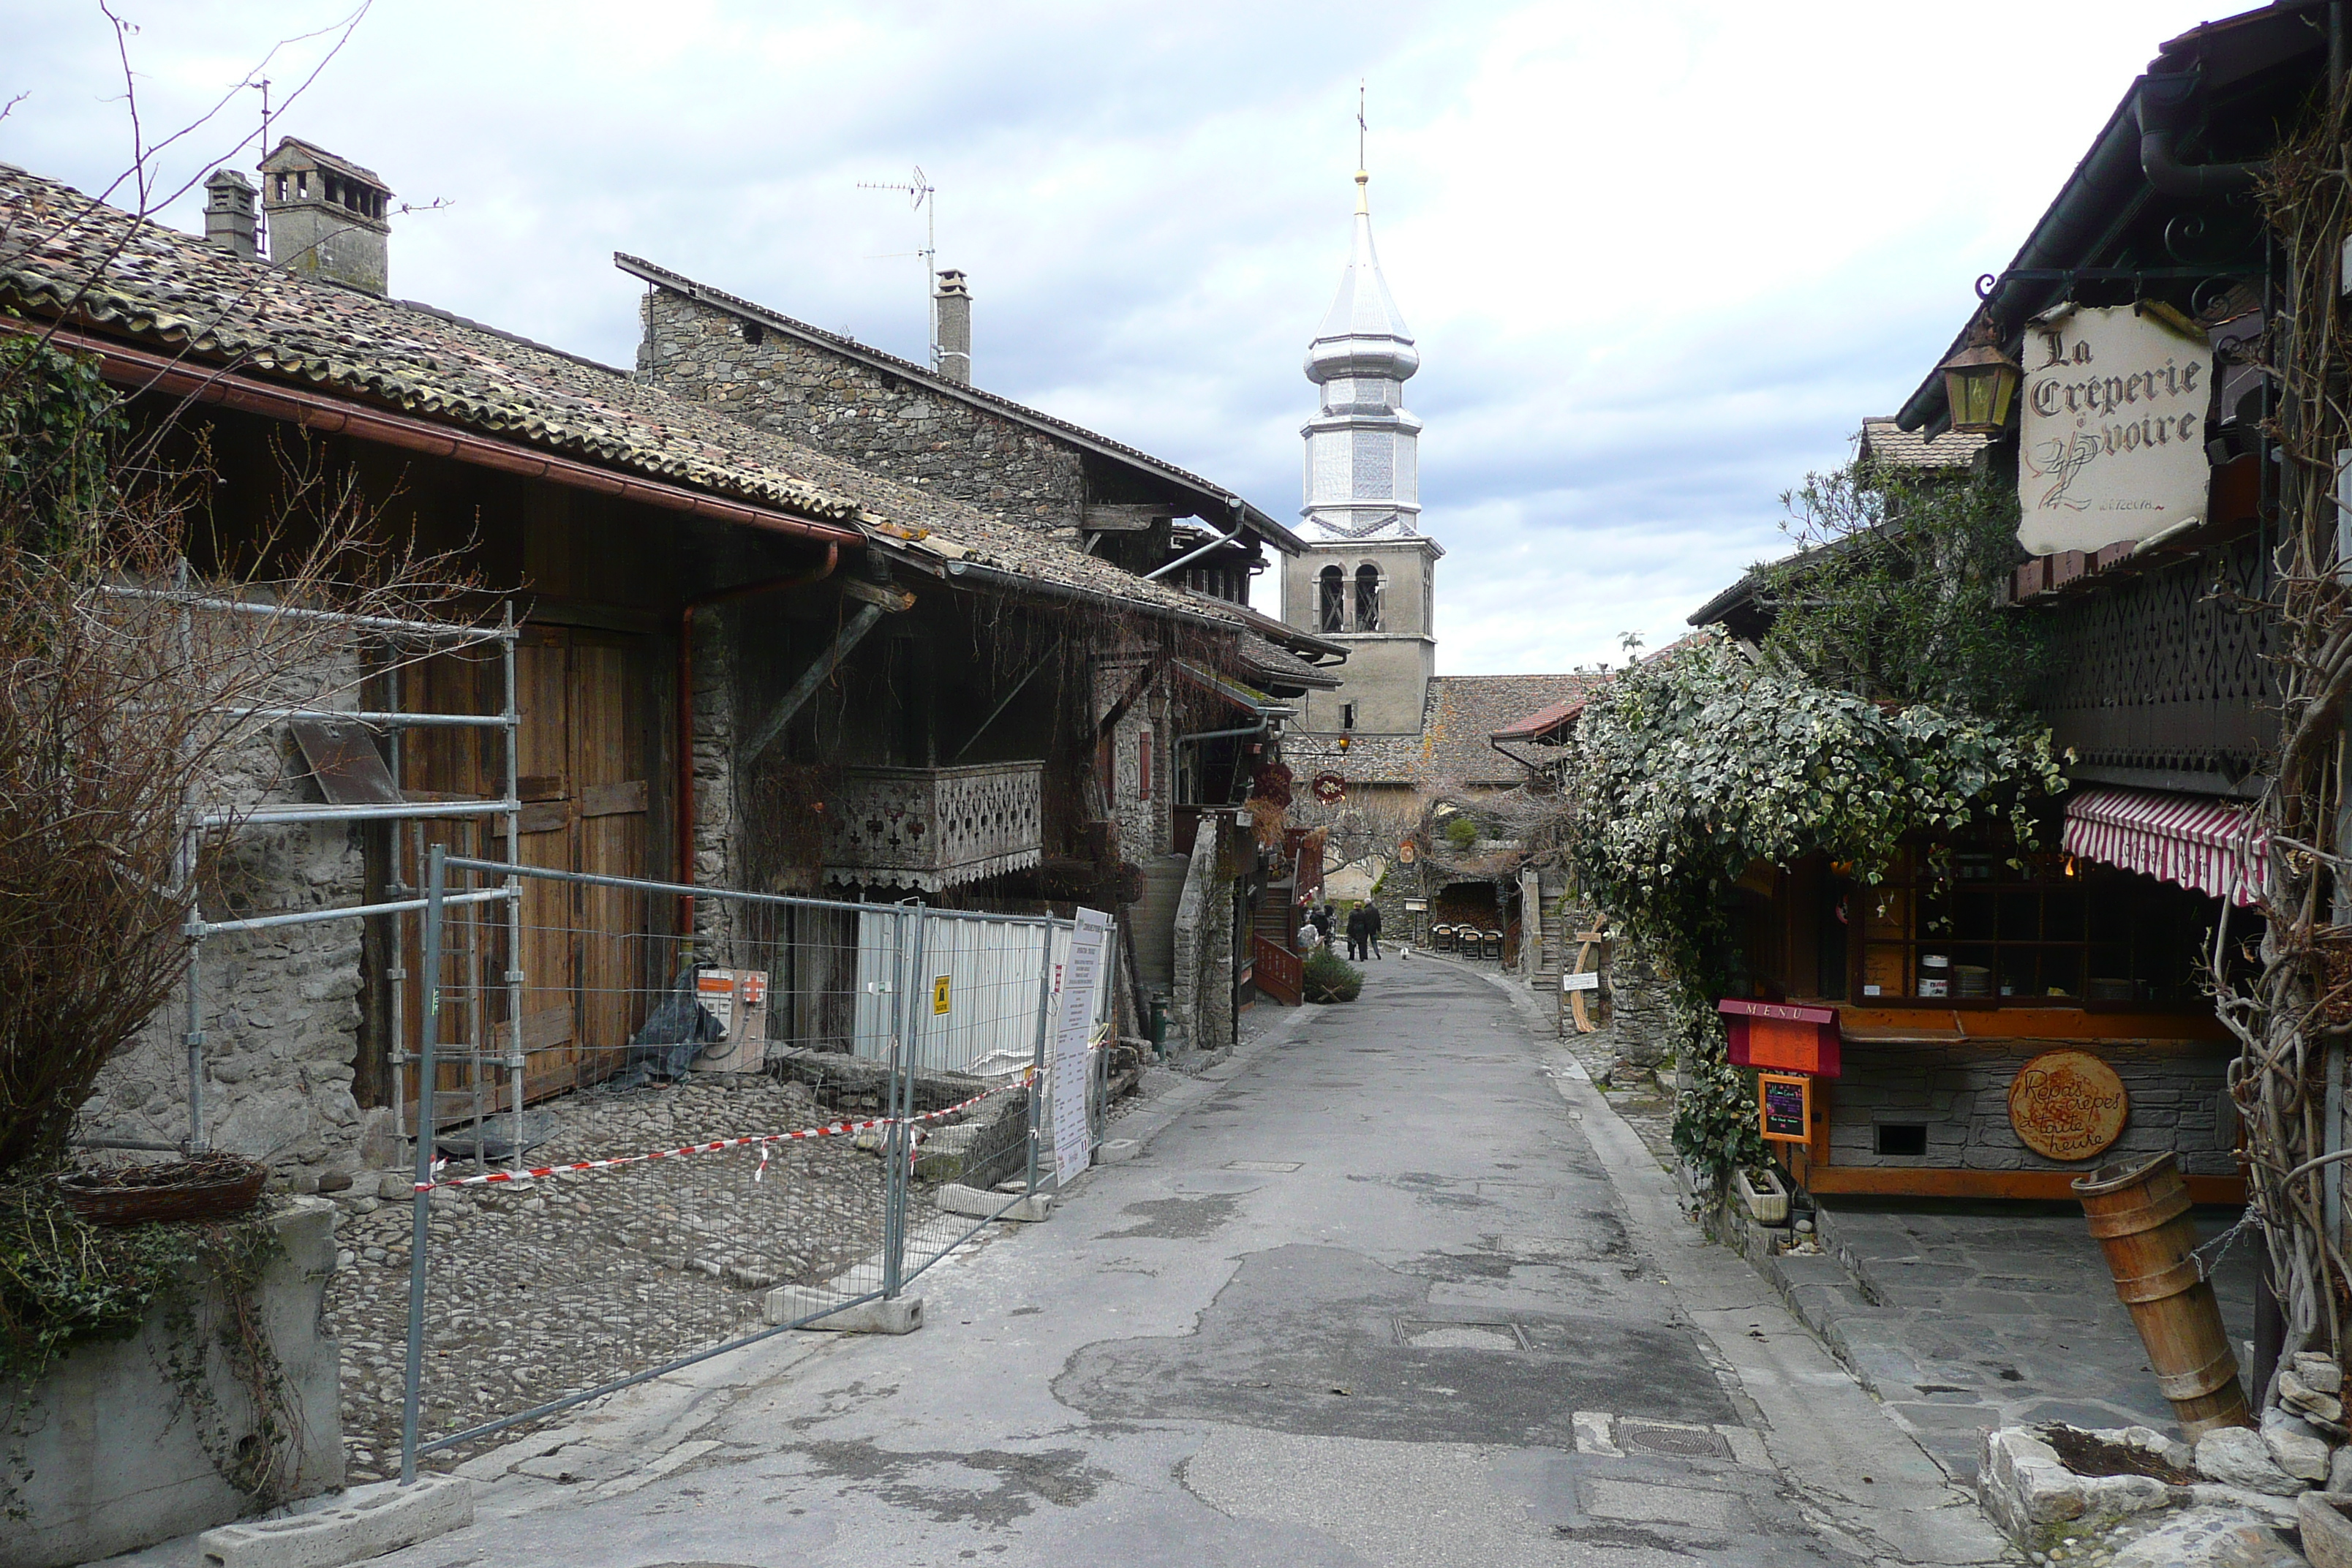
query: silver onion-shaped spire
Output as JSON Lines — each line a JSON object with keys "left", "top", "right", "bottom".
{"left": 1300, "top": 170, "right": 1422, "bottom": 540}
{"left": 1303, "top": 172, "right": 1419, "bottom": 384}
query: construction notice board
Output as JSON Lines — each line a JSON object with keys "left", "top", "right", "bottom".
{"left": 1052, "top": 907, "right": 1111, "bottom": 1184}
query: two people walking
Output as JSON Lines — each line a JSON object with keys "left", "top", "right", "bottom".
{"left": 1300, "top": 900, "right": 1381, "bottom": 962}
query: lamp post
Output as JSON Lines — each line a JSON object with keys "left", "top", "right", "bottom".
{"left": 1940, "top": 312, "right": 2022, "bottom": 436}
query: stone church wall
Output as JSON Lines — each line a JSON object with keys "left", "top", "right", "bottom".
{"left": 637, "top": 289, "right": 1087, "bottom": 532}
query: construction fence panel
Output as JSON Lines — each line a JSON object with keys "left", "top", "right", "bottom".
{"left": 385, "top": 856, "right": 1096, "bottom": 1483}
{"left": 385, "top": 855, "right": 915, "bottom": 1482}
{"left": 891, "top": 911, "right": 1060, "bottom": 1285}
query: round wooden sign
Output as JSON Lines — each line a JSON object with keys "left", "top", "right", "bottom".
{"left": 2008, "top": 1049, "right": 2129, "bottom": 1161}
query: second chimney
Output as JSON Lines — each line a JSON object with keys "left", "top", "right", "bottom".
{"left": 203, "top": 168, "right": 257, "bottom": 260}
{"left": 259, "top": 137, "right": 392, "bottom": 295}
{"left": 933, "top": 269, "right": 971, "bottom": 385}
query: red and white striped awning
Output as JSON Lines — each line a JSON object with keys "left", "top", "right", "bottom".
{"left": 2060, "top": 785, "right": 2265, "bottom": 905}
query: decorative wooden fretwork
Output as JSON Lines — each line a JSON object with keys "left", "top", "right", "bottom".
{"left": 822, "top": 762, "right": 1044, "bottom": 892}
{"left": 2035, "top": 536, "right": 2274, "bottom": 781}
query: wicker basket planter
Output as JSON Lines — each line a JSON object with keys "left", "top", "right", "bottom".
{"left": 1736, "top": 1165, "right": 1790, "bottom": 1226}
{"left": 57, "top": 1154, "right": 268, "bottom": 1226}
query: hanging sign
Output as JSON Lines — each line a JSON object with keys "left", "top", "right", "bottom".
{"left": 1759, "top": 1073, "right": 1812, "bottom": 1145}
{"left": 1051, "top": 908, "right": 1111, "bottom": 1183}
{"left": 2017, "top": 304, "right": 2212, "bottom": 555}
{"left": 2008, "top": 1048, "right": 2129, "bottom": 1161}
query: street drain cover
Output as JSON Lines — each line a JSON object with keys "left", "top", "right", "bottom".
{"left": 1395, "top": 1319, "right": 1527, "bottom": 1351}
{"left": 1225, "top": 1161, "right": 1301, "bottom": 1172}
{"left": 1616, "top": 1420, "right": 1730, "bottom": 1459}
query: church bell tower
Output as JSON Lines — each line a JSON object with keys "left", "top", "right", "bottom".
{"left": 1281, "top": 167, "right": 1441, "bottom": 736}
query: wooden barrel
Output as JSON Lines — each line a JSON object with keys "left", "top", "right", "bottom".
{"left": 2073, "top": 1153, "right": 2250, "bottom": 1436}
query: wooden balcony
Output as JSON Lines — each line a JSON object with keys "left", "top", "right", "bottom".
{"left": 822, "top": 762, "right": 1044, "bottom": 893}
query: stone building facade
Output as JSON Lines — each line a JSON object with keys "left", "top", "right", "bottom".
{"left": 636, "top": 284, "right": 1088, "bottom": 532}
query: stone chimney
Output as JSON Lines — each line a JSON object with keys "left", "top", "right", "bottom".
{"left": 258, "top": 137, "right": 392, "bottom": 295}
{"left": 933, "top": 268, "right": 971, "bottom": 384}
{"left": 203, "top": 168, "right": 257, "bottom": 260}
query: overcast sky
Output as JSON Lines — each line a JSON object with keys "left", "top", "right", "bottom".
{"left": 4, "top": 1, "right": 2223, "bottom": 672}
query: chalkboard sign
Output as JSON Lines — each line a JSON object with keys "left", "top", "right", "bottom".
{"left": 1759, "top": 1073, "right": 1811, "bottom": 1145}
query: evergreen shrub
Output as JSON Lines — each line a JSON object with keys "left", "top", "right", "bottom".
{"left": 1302, "top": 946, "right": 1362, "bottom": 1004}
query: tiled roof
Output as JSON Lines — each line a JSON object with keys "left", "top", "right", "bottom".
{"left": 0, "top": 162, "right": 1232, "bottom": 627}
{"left": 1486, "top": 633, "right": 1710, "bottom": 746}
{"left": 1191, "top": 592, "right": 1349, "bottom": 663}
{"left": 1289, "top": 672, "right": 1602, "bottom": 788}
{"left": 1858, "top": 416, "right": 1986, "bottom": 472}
{"left": 1233, "top": 629, "right": 1343, "bottom": 693}
{"left": 1491, "top": 697, "right": 1585, "bottom": 742}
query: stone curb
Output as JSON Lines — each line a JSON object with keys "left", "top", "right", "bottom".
{"left": 197, "top": 1476, "right": 472, "bottom": 1568}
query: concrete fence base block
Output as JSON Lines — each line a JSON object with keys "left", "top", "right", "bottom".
{"left": 1098, "top": 1139, "right": 1139, "bottom": 1164}
{"left": 765, "top": 1286, "right": 924, "bottom": 1334}
{"left": 938, "top": 1182, "right": 1052, "bottom": 1222}
{"left": 198, "top": 1476, "right": 473, "bottom": 1568}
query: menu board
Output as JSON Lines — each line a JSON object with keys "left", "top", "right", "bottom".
{"left": 1759, "top": 1073, "right": 1811, "bottom": 1145}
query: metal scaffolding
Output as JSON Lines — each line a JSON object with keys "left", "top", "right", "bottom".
{"left": 148, "top": 590, "right": 523, "bottom": 1170}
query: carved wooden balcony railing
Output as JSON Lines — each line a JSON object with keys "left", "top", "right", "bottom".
{"left": 822, "top": 762, "right": 1045, "bottom": 893}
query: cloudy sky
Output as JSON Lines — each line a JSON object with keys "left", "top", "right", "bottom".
{"left": 4, "top": 0, "right": 2221, "bottom": 672}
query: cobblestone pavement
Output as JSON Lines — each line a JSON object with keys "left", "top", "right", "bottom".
{"left": 322, "top": 1072, "right": 897, "bottom": 1482}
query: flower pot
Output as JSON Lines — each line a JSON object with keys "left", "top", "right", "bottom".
{"left": 58, "top": 1153, "right": 268, "bottom": 1226}
{"left": 1736, "top": 1166, "right": 1790, "bottom": 1226}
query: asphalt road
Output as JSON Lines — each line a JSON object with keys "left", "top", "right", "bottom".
{"left": 198, "top": 957, "right": 2009, "bottom": 1567}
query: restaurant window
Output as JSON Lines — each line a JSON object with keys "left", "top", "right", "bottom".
{"left": 1850, "top": 845, "right": 2212, "bottom": 1007}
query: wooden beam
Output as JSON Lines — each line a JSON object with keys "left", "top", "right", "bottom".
{"left": 1801, "top": 1164, "right": 2245, "bottom": 1204}
{"left": 1093, "top": 658, "right": 1163, "bottom": 740}
{"left": 1082, "top": 504, "right": 1171, "bottom": 532}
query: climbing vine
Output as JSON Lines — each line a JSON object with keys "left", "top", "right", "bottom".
{"left": 0, "top": 1177, "right": 295, "bottom": 1517}
{"left": 1561, "top": 633, "right": 2064, "bottom": 1192}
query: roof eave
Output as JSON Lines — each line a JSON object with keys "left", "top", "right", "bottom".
{"left": 4, "top": 314, "right": 868, "bottom": 545}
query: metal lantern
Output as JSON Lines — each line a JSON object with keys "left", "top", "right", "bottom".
{"left": 1941, "top": 314, "right": 2021, "bottom": 436}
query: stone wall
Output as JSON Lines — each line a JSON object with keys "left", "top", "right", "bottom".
{"left": 1097, "top": 663, "right": 1168, "bottom": 862}
{"left": 1599, "top": 934, "right": 1674, "bottom": 1079}
{"left": 693, "top": 606, "right": 745, "bottom": 945}
{"left": 83, "top": 657, "right": 385, "bottom": 1189}
{"left": 1827, "top": 1041, "right": 2235, "bottom": 1176}
{"left": 638, "top": 290, "right": 1087, "bottom": 532}
{"left": 1170, "top": 816, "right": 1235, "bottom": 1055}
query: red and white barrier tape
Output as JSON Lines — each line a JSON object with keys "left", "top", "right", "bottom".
{"left": 415, "top": 1068, "right": 1035, "bottom": 1192}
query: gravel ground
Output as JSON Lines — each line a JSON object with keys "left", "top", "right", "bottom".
{"left": 322, "top": 1072, "right": 902, "bottom": 1482}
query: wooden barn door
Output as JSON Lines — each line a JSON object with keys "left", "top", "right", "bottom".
{"left": 398, "top": 624, "right": 660, "bottom": 1126}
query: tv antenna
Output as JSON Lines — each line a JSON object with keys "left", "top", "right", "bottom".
{"left": 856, "top": 165, "right": 943, "bottom": 369}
